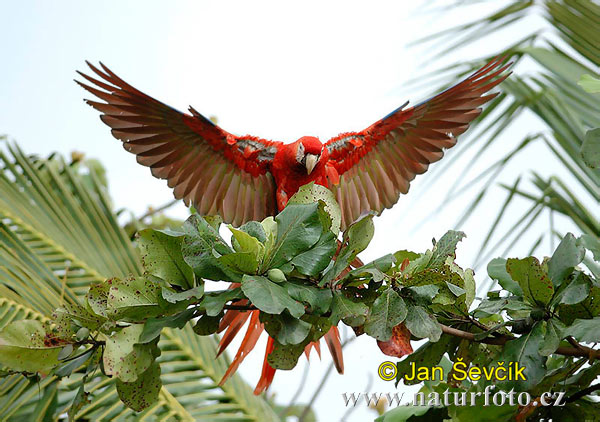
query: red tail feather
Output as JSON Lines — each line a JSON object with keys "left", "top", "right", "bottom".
{"left": 217, "top": 309, "right": 251, "bottom": 357}
{"left": 219, "top": 311, "right": 263, "bottom": 385}
{"left": 324, "top": 325, "right": 344, "bottom": 374}
{"left": 254, "top": 336, "right": 277, "bottom": 394}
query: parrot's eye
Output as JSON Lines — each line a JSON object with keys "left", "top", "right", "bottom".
{"left": 296, "top": 143, "right": 305, "bottom": 163}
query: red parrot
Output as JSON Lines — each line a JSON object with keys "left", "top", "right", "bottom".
{"left": 77, "top": 57, "right": 510, "bottom": 393}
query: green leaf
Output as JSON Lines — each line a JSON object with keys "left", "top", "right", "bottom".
{"left": 181, "top": 214, "right": 236, "bottom": 281}
{"left": 53, "top": 302, "right": 105, "bottom": 333}
{"left": 447, "top": 260, "right": 476, "bottom": 309}
{"left": 493, "top": 321, "right": 546, "bottom": 390}
{"left": 286, "top": 281, "right": 332, "bottom": 314}
{"left": 487, "top": 258, "right": 523, "bottom": 295}
{"left": 364, "top": 288, "right": 407, "bottom": 341}
{"left": 329, "top": 290, "right": 369, "bottom": 326}
{"left": 193, "top": 313, "right": 222, "bottom": 336}
{"left": 445, "top": 281, "right": 465, "bottom": 297}
{"left": 290, "top": 231, "right": 337, "bottom": 276}
{"left": 403, "top": 265, "right": 467, "bottom": 311}
{"left": 86, "top": 282, "right": 111, "bottom": 319}
{"left": 548, "top": 233, "right": 586, "bottom": 286}
{"left": 0, "top": 320, "right": 61, "bottom": 372}
{"left": 393, "top": 250, "right": 420, "bottom": 268}
{"left": 267, "top": 339, "right": 308, "bottom": 370}
{"left": 106, "top": 276, "right": 163, "bottom": 321}
{"left": 473, "top": 296, "right": 532, "bottom": 318}
{"left": 578, "top": 74, "right": 600, "bottom": 93}
{"left": 230, "top": 226, "right": 265, "bottom": 259}
{"left": 261, "top": 313, "right": 312, "bottom": 345}
{"left": 54, "top": 348, "right": 95, "bottom": 377}
{"left": 506, "top": 257, "right": 554, "bottom": 306}
{"left": 569, "top": 317, "right": 600, "bottom": 343}
{"left": 558, "top": 283, "right": 600, "bottom": 325}
{"left": 102, "top": 324, "right": 154, "bottom": 382}
{"left": 539, "top": 319, "right": 564, "bottom": 356}
{"left": 260, "top": 216, "right": 277, "bottom": 260}
{"left": 137, "top": 229, "right": 194, "bottom": 289}
{"left": 238, "top": 221, "right": 267, "bottom": 243}
{"left": 581, "top": 128, "right": 600, "bottom": 169}
{"left": 218, "top": 251, "right": 260, "bottom": 274}
{"left": 429, "top": 230, "right": 466, "bottom": 268}
{"left": 320, "top": 215, "right": 375, "bottom": 286}
{"left": 448, "top": 391, "right": 518, "bottom": 422}
{"left": 288, "top": 182, "right": 342, "bottom": 234}
{"left": 408, "top": 285, "right": 440, "bottom": 302}
{"left": 199, "top": 288, "right": 244, "bottom": 316}
{"left": 266, "top": 315, "right": 330, "bottom": 370}
{"left": 241, "top": 275, "right": 305, "bottom": 318}
{"left": 580, "top": 234, "right": 600, "bottom": 261}
{"left": 139, "top": 308, "right": 195, "bottom": 343}
{"left": 116, "top": 362, "right": 161, "bottom": 412}
{"left": 343, "top": 214, "right": 375, "bottom": 254}
{"left": 404, "top": 306, "right": 442, "bottom": 342}
{"left": 343, "top": 254, "right": 396, "bottom": 285}
{"left": 267, "top": 202, "right": 326, "bottom": 269}
{"left": 160, "top": 285, "right": 204, "bottom": 304}
{"left": 404, "top": 250, "right": 432, "bottom": 276}
{"left": 554, "top": 272, "right": 590, "bottom": 306}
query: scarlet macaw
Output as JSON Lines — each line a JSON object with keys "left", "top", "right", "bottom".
{"left": 77, "top": 57, "right": 510, "bottom": 393}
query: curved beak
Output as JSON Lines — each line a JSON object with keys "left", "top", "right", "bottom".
{"left": 304, "top": 153, "right": 319, "bottom": 175}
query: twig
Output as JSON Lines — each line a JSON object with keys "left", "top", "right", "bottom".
{"left": 138, "top": 199, "right": 180, "bottom": 221}
{"left": 222, "top": 304, "right": 257, "bottom": 311}
{"left": 567, "top": 336, "right": 585, "bottom": 351}
{"left": 439, "top": 324, "right": 600, "bottom": 359}
{"left": 566, "top": 383, "right": 600, "bottom": 403}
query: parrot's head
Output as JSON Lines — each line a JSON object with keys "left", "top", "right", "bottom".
{"left": 295, "top": 136, "right": 328, "bottom": 175}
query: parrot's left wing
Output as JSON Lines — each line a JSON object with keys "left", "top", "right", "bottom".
{"left": 324, "top": 57, "right": 511, "bottom": 229}
{"left": 76, "top": 62, "right": 282, "bottom": 227}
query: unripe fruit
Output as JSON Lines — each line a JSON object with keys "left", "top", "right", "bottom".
{"left": 531, "top": 308, "right": 545, "bottom": 321}
{"left": 76, "top": 327, "right": 90, "bottom": 341}
{"left": 267, "top": 268, "right": 287, "bottom": 283}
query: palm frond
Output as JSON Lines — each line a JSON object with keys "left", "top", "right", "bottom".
{"left": 408, "top": 0, "right": 599, "bottom": 268}
{"left": 0, "top": 142, "right": 281, "bottom": 421}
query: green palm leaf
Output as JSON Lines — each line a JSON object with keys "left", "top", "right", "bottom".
{"left": 0, "top": 141, "right": 281, "bottom": 421}
{"left": 409, "top": 0, "right": 599, "bottom": 270}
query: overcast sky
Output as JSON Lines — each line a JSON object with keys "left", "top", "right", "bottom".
{"left": 0, "top": 1, "right": 584, "bottom": 421}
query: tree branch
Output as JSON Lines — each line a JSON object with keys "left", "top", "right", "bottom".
{"left": 223, "top": 304, "right": 257, "bottom": 311}
{"left": 439, "top": 324, "right": 600, "bottom": 359}
{"left": 138, "top": 199, "right": 180, "bottom": 221}
{"left": 566, "top": 383, "right": 600, "bottom": 403}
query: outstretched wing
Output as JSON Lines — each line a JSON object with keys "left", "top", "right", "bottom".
{"left": 325, "top": 57, "right": 511, "bottom": 229}
{"left": 77, "top": 62, "right": 281, "bottom": 226}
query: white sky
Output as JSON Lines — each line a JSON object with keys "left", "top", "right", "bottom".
{"left": 0, "top": 1, "right": 589, "bottom": 421}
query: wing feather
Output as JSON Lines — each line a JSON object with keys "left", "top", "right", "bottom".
{"left": 77, "top": 62, "right": 281, "bottom": 225}
{"left": 325, "top": 57, "right": 511, "bottom": 229}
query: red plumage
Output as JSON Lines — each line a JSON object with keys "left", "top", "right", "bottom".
{"left": 77, "top": 56, "right": 511, "bottom": 393}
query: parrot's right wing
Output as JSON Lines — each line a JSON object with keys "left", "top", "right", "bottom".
{"left": 77, "top": 62, "right": 282, "bottom": 226}
{"left": 324, "top": 57, "right": 511, "bottom": 230}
